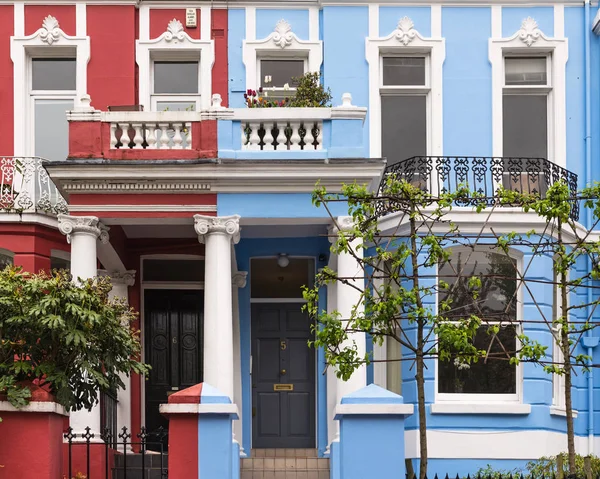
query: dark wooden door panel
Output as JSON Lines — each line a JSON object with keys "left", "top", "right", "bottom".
{"left": 252, "top": 303, "right": 315, "bottom": 448}
{"left": 145, "top": 290, "right": 203, "bottom": 451}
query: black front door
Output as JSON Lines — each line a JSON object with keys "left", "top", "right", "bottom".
{"left": 144, "top": 290, "right": 203, "bottom": 448}
{"left": 252, "top": 303, "right": 315, "bottom": 448}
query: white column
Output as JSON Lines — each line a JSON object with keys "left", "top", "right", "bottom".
{"left": 232, "top": 271, "right": 247, "bottom": 456}
{"left": 330, "top": 216, "right": 367, "bottom": 403}
{"left": 98, "top": 269, "right": 136, "bottom": 448}
{"left": 58, "top": 214, "right": 109, "bottom": 440}
{"left": 194, "top": 215, "right": 240, "bottom": 400}
{"left": 325, "top": 256, "right": 339, "bottom": 452}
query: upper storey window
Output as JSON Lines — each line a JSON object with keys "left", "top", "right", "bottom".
{"left": 489, "top": 17, "right": 567, "bottom": 167}
{"left": 31, "top": 57, "right": 76, "bottom": 163}
{"left": 260, "top": 58, "right": 305, "bottom": 99}
{"left": 381, "top": 55, "right": 428, "bottom": 165}
{"left": 503, "top": 56, "right": 549, "bottom": 159}
{"left": 152, "top": 60, "right": 200, "bottom": 111}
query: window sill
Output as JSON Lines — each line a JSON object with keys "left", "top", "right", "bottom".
{"left": 430, "top": 402, "right": 531, "bottom": 415}
{"left": 550, "top": 406, "right": 578, "bottom": 418}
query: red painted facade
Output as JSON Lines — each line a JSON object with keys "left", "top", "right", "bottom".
{"left": 0, "top": 5, "right": 14, "bottom": 156}
{"left": 150, "top": 8, "right": 201, "bottom": 39}
{"left": 25, "top": 5, "right": 76, "bottom": 36}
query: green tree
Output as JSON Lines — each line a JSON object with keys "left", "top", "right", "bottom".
{"left": 304, "top": 179, "right": 497, "bottom": 479}
{"left": 0, "top": 267, "right": 148, "bottom": 412}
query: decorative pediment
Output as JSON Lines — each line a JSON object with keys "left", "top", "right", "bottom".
{"left": 272, "top": 20, "right": 295, "bottom": 49}
{"left": 39, "top": 15, "right": 62, "bottom": 45}
{"left": 164, "top": 19, "right": 187, "bottom": 43}
{"left": 518, "top": 17, "right": 542, "bottom": 46}
{"left": 394, "top": 17, "right": 417, "bottom": 46}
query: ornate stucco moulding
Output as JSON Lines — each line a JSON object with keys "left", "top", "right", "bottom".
{"left": 57, "top": 214, "right": 110, "bottom": 244}
{"left": 194, "top": 215, "right": 241, "bottom": 244}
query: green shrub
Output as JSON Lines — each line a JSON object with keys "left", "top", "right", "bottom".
{"left": 526, "top": 453, "right": 600, "bottom": 478}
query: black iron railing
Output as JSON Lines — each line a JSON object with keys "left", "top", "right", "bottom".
{"left": 376, "top": 156, "right": 579, "bottom": 221}
{"left": 64, "top": 425, "right": 168, "bottom": 479}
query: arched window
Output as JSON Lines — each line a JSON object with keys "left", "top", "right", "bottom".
{"left": 437, "top": 247, "right": 519, "bottom": 400}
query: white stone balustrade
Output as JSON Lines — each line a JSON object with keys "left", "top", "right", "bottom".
{"left": 0, "top": 156, "right": 67, "bottom": 214}
{"left": 103, "top": 112, "right": 196, "bottom": 150}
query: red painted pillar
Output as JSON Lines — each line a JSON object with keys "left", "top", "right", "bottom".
{"left": 0, "top": 386, "right": 67, "bottom": 479}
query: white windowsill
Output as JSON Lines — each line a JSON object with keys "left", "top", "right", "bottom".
{"left": 550, "top": 406, "right": 578, "bottom": 418}
{"left": 431, "top": 402, "right": 531, "bottom": 415}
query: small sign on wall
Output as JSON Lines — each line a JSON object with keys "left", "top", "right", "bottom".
{"left": 186, "top": 8, "right": 197, "bottom": 28}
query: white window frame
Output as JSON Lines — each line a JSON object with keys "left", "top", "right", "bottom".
{"left": 434, "top": 247, "right": 524, "bottom": 405}
{"left": 366, "top": 16, "right": 445, "bottom": 159}
{"left": 11, "top": 13, "right": 90, "bottom": 157}
{"left": 137, "top": 19, "right": 214, "bottom": 111}
{"left": 257, "top": 55, "right": 308, "bottom": 99}
{"left": 489, "top": 16, "right": 568, "bottom": 167}
{"left": 150, "top": 58, "right": 201, "bottom": 112}
{"left": 243, "top": 17, "right": 322, "bottom": 94}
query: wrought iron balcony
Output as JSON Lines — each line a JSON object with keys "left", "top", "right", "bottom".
{"left": 0, "top": 156, "right": 67, "bottom": 215}
{"left": 376, "top": 156, "right": 579, "bottom": 221}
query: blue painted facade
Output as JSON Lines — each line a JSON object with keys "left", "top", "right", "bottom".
{"left": 216, "top": 2, "right": 600, "bottom": 475}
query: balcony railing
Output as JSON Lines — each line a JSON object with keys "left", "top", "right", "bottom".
{"left": 0, "top": 156, "right": 67, "bottom": 215}
{"left": 376, "top": 156, "right": 579, "bottom": 221}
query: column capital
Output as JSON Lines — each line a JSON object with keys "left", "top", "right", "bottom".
{"left": 58, "top": 214, "right": 110, "bottom": 244}
{"left": 194, "top": 215, "right": 241, "bottom": 245}
{"left": 328, "top": 216, "right": 354, "bottom": 243}
{"left": 232, "top": 271, "right": 248, "bottom": 288}
{"left": 98, "top": 269, "right": 136, "bottom": 287}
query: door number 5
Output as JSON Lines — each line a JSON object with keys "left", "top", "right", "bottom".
{"left": 280, "top": 340, "right": 287, "bottom": 351}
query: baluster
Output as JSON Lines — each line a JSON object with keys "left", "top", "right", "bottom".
{"left": 289, "top": 122, "right": 302, "bottom": 151}
{"left": 119, "top": 123, "right": 131, "bottom": 149}
{"left": 172, "top": 123, "right": 183, "bottom": 149}
{"left": 303, "top": 122, "right": 315, "bottom": 150}
{"left": 158, "top": 123, "right": 169, "bottom": 149}
{"left": 185, "top": 122, "right": 192, "bottom": 149}
{"left": 272, "top": 123, "right": 283, "bottom": 150}
{"left": 247, "top": 122, "right": 261, "bottom": 151}
{"left": 241, "top": 123, "right": 249, "bottom": 148}
{"left": 315, "top": 122, "right": 323, "bottom": 150}
{"left": 146, "top": 124, "right": 157, "bottom": 149}
{"left": 132, "top": 123, "right": 144, "bottom": 149}
{"left": 262, "top": 122, "right": 275, "bottom": 151}
{"left": 109, "top": 123, "right": 118, "bottom": 149}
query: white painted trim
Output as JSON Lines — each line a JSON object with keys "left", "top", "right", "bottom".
{"left": 309, "top": 7, "right": 319, "bottom": 42}
{"left": 11, "top": 16, "right": 91, "bottom": 156}
{"left": 231, "top": 106, "right": 366, "bottom": 121}
{"left": 550, "top": 406, "right": 579, "bottom": 418}
{"left": 0, "top": 400, "right": 68, "bottom": 416}
{"left": 335, "top": 403, "right": 414, "bottom": 416}
{"left": 489, "top": 14, "right": 568, "bottom": 167}
{"left": 554, "top": 5, "right": 565, "bottom": 39}
{"left": 491, "top": 5, "right": 502, "bottom": 38}
{"left": 51, "top": 248, "right": 71, "bottom": 261}
{"left": 139, "top": 5, "right": 150, "bottom": 41}
{"left": 368, "top": 4, "right": 379, "bottom": 38}
{"left": 159, "top": 403, "right": 239, "bottom": 416}
{"left": 0, "top": 213, "right": 59, "bottom": 228}
{"left": 136, "top": 19, "right": 215, "bottom": 111}
{"left": 246, "top": 7, "right": 256, "bottom": 42}
{"left": 366, "top": 15, "right": 445, "bottom": 159}
{"left": 14, "top": 3, "right": 24, "bottom": 37}
{"left": 405, "top": 429, "right": 592, "bottom": 459}
{"left": 243, "top": 18, "right": 323, "bottom": 93}
{"left": 69, "top": 204, "right": 217, "bottom": 213}
{"left": 201, "top": 6, "right": 211, "bottom": 42}
{"left": 431, "top": 5, "right": 442, "bottom": 38}
{"left": 75, "top": 4, "right": 86, "bottom": 37}
{"left": 430, "top": 403, "right": 531, "bottom": 415}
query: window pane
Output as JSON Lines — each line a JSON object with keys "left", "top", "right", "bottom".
{"left": 50, "top": 256, "right": 70, "bottom": 271}
{"left": 156, "top": 101, "right": 196, "bottom": 112}
{"left": 154, "top": 62, "right": 199, "bottom": 94}
{"left": 143, "top": 259, "right": 204, "bottom": 282}
{"left": 261, "top": 60, "right": 304, "bottom": 88}
{"left": 32, "top": 59, "right": 76, "bottom": 91}
{"left": 35, "top": 99, "right": 73, "bottom": 162}
{"left": 381, "top": 95, "right": 426, "bottom": 165}
{"left": 503, "top": 95, "right": 547, "bottom": 158}
{"left": 438, "top": 249, "right": 518, "bottom": 395}
{"left": 505, "top": 57, "right": 547, "bottom": 86}
{"left": 0, "top": 253, "right": 13, "bottom": 269}
{"left": 251, "top": 258, "right": 314, "bottom": 298}
{"left": 383, "top": 57, "right": 426, "bottom": 86}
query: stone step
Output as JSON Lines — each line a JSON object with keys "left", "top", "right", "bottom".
{"left": 241, "top": 457, "right": 330, "bottom": 471}
{"left": 250, "top": 448, "right": 319, "bottom": 458}
{"left": 240, "top": 472, "right": 330, "bottom": 479}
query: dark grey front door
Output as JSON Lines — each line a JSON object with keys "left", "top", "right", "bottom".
{"left": 252, "top": 303, "right": 315, "bottom": 448}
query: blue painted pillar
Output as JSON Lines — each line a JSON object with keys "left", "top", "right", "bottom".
{"left": 334, "top": 384, "right": 414, "bottom": 479}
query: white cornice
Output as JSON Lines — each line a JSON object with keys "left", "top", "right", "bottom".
{"left": 45, "top": 160, "right": 386, "bottom": 196}
{"left": 0, "top": 1, "right": 589, "bottom": 5}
